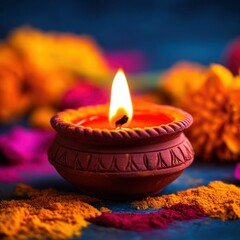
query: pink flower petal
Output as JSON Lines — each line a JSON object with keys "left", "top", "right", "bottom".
{"left": 234, "top": 163, "right": 240, "bottom": 180}
{"left": 105, "top": 50, "right": 148, "bottom": 73}
{"left": 0, "top": 126, "right": 54, "bottom": 164}
{"left": 224, "top": 38, "right": 240, "bottom": 75}
{"left": 61, "top": 82, "right": 107, "bottom": 109}
{"left": 0, "top": 126, "right": 55, "bottom": 183}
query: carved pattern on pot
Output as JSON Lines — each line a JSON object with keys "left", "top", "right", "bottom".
{"left": 48, "top": 137, "right": 193, "bottom": 173}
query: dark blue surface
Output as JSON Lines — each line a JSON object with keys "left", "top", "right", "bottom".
{"left": 1, "top": 0, "right": 240, "bottom": 70}
{"left": 1, "top": 162, "right": 240, "bottom": 240}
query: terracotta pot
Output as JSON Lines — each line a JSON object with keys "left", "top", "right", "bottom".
{"left": 48, "top": 104, "right": 194, "bottom": 200}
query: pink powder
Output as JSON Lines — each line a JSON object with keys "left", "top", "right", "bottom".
{"left": 90, "top": 204, "right": 205, "bottom": 231}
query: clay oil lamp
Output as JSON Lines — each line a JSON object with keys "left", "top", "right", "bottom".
{"left": 48, "top": 69, "right": 194, "bottom": 200}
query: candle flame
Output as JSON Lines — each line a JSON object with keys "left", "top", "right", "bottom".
{"left": 109, "top": 69, "right": 133, "bottom": 128}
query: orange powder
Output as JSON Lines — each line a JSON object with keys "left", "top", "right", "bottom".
{"left": 0, "top": 184, "right": 101, "bottom": 239}
{"left": 132, "top": 181, "right": 240, "bottom": 220}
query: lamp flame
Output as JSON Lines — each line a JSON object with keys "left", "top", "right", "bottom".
{"left": 109, "top": 69, "right": 133, "bottom": 128}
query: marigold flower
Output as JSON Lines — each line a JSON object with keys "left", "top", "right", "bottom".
{"left": 8, "top": 27, "right": 111, "bottom": 106}
{"left": 0, "top": 26, "right": 111, "bottom": 122}
{"left": 182, "top": 64, "right": 240, "bottom": 162}
{"left": 161, "top": 61, "right": 206, "bottom": 103}
{"left": 0, "top": 43, "right": 31, "bottom": 122}
{"left": 9, "top": 27, "right": 110, "bottom": 79}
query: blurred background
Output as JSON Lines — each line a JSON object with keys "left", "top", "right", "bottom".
{"left": 1, "top": 0, "right": 240, "bottom": 70}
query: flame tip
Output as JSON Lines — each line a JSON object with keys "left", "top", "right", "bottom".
{"left": 109, "top": 69, "right": 133, "bottom": 128}
{"left": 117, "top": 68, "right": 125, "bottom": 74}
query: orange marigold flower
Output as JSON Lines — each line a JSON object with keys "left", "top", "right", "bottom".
{"left": 161, "top": 61, "right": 206, "bottom": 103}
{"left": 8, "top": 27, "right": 111, "bottom": 105}
{"left": 0, "top": 43, "right": 31, "bottom": 122}
{"left": 0, "top": 26, "right": 111, "bottom": 123}
{"left": 9, "top": 27, "right": 110, "bottom": 79}
{"left": 182, "top": 64, "right": 240, "bottom": 162}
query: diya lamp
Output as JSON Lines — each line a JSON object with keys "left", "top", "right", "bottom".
{"left": 48, "top": 69, "right": 194, "bottom": 200}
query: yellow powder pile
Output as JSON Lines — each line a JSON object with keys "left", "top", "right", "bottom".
{"left": 132, "top": 181, "right": 240, "bottom": 220}
{"left": 0, "top": 184, "right": 101, "bottom": 239}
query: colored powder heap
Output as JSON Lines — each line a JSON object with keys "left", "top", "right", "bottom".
{"left": 0, "top": 184, "right": 101, "bottom": 239}
{"left": 132, "top": 181, "right": 240, "bottom": 220}
{"left": 89, "top": 203, "right": 205, "bottom": 231}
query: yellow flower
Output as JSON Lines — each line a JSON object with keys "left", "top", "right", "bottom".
{"left": 182, "top": 64, "right": 240, "bottom": 162}
{"left": 0, "top": 26, "right": 111, "bottom": 122}
{"left": 0, "top": 43, "right": 31, "bottom": 122}
{"left": 161, "top": 61, "right": 206, "bottom": 103}
{"left": 9, "top": 27, "right": 110, "bottom": 80}
{"left": 8, "top": 27, "right": 111, "bottom": 105}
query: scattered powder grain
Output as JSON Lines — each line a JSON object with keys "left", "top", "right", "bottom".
{"left": 89, "top": 203, "right": 205, "bottom": 231}
{"left": 100, "top": 207, "right": 112, "bottom": 213}
{"left": 132, "top": 181, "right": 240, "bottom": 220}
{"left": 0, "top": 184, "right": 101, "bottom": 239}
